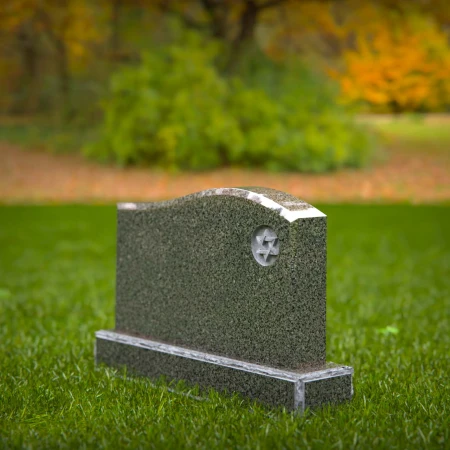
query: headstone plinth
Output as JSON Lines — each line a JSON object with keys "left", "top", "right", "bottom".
{"left": 95, "top": 187, "right": 353, "bottom": 411}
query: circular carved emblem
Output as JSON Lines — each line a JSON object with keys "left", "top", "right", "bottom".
{"left": 251, "top": 226, "right": 279, "bottom": 266}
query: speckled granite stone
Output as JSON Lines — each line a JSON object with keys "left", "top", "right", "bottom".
{"left": 95, "top": 331, "right": 353, "bottom": 411}
{"left": 95, "top": 187, "right": 354, "bottom": 411}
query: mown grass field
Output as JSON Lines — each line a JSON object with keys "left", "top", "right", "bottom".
{"left": 362, "top": 115, "right": 450, "bottom": 153}
{"left": 0, "top": 205, "right": 448, "bottom": 449}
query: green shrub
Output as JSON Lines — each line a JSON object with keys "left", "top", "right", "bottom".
{"left": 84, "top": 38, "right": 374, "bottom": 172}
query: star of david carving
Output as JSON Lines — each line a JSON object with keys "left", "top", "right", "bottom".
{"left": 256, "top": 233, "right": 279, "bottom": 261}
{"left": 251, "top": 226, "right": 280, "bottom": 266}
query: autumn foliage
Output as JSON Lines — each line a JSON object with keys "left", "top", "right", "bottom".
{"left": 336, "top": 6, "right": 450, "bottom": 112}
{"left": 262, "top": 1, "right": 450, "bottom": 112}
{"left": 0, "top": 0, "right": 449, "bottom": 117}
{"left": 0, "top": 0, "right": 103, "bottom": 114}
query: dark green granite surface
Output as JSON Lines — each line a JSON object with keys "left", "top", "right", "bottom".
{"left": 304, "top": 376, "right": 353, "bottom": 409}
{"left": 96, "top": 187, "right": 353, "bottom": 410}
{"left": 95, "top": 332, "right": 353, "bottom": 411}
{"left": 96, "top": 336, "right": 297, "bottom": 409}
{"left": 115, "top": 188, "right": 327, "bottom": 369}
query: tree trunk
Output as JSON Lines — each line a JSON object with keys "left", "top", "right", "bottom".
{"left": 200, "top": 0, "right": 229, "bottom": 40}
{"left": 37, "top": 9, "right": 72, "bottom": 119}
{"left": 225, "top": 0, "right": 259, "bottom": 74}
{"left": 17, "top": 24, "right": 40, "bottom": 113}
{"left": 110, "top": 0, "right": 121, "bottom": 58}
{"left": 55, "top": 39, "right": 71, "bottom": 119}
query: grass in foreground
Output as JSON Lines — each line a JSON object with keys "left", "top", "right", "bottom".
{"left": 0, "top": 205, "right": 449, "bottom": 449}
{"left": 371, "top": 118, "right": 450, "bottom": 152}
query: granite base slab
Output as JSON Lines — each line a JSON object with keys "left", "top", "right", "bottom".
{"left": 95, "top": 330, "right": 353, "bottom": 412}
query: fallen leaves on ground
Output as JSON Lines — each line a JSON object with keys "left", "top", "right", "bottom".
{"left": 0, "top": 143, "right": 448, "bottom": 203}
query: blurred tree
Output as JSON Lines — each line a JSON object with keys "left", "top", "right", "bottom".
{"left": 157, "top": 0, "right": 288, "bottom": 72}
{"left": 335, "top": 6, "right": 450, "bottom": 112}
{"left": 110, "top": 0, "right": 121, "bottom": 57}
{"left": 106, "top": 0, "right": 158, "bottom": 61}
{"left": 262, "top": 0, "right": 450, "bottom": 112}
{"left": 1, "top": 0, "right": 449, "bottom": 119}
{"left": 0, "top": 0, "right": 103, "bottom": 116}
{"left": 0, "top": 1, "right": 40, "bottom": 112}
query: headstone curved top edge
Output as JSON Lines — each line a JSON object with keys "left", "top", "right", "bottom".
{"left": 117, "top": 187, "right": 326, "bottom": 222}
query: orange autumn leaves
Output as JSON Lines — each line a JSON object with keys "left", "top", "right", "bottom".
{"left": 336, "top": 8, "right": 450, "bottom": 112}
{"left": 1, "top": 0, "right": 449, "bottom": 114}
{"left": 263, "top": 1, "right": 450, "bottom": 113}
{"left": 0, "top": 0, "right": 102, "bottom": 68}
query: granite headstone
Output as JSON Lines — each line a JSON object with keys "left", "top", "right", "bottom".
{"left": 95, "top": 187, "right": 353, "bottom": 411}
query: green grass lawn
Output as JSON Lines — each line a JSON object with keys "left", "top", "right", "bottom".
{"left": 0, "top": 205, "right": 449, "bottom": 449}
{"left": 368, "top": 117, "right": 450, "bottom": 153}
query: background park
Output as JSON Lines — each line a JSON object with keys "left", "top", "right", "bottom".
{"left": 0, "top": 0, "right": 449, "bottom": 448}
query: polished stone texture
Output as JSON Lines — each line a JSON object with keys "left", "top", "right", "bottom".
{"left": 96, "top": 331, "right": 353, "bottom": 410}
{"left": 95, "top": 187, "right": 354, "bottom": 411}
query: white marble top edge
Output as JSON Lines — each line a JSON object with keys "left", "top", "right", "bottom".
{"left": 97, "top": 330, "right": 352, "bottom": 382}
{"left": 117, "top": 188, "right": 326, "bottom": 222}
